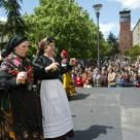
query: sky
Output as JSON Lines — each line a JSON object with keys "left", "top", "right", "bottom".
{"left": 0, "top": 0, "right": 140, "bottom": 38}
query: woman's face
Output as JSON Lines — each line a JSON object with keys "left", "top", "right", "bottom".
{"left": 45, "top": 42, "right": 56, "bottom": 57}
{"left": 14, "top": 41, "right": 30, "bottom": 57}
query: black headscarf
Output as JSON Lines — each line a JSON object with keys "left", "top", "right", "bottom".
{"left": 1, "top": 35, "right": 28, "bottom": 58}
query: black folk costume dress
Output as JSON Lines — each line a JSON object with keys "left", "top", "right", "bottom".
{"left": 33, "top": 55, "right": 74, "bottom": 140}
{"left": 0, "top": 53, "right": 42, "bottom": 140}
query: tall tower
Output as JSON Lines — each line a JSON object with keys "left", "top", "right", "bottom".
{"left": 119, "top": 10, "right": 132, "bottom": 54}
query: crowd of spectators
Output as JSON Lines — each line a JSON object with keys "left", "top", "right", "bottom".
{"left": 72, "top": 58, "right": 140, "bottom": 88}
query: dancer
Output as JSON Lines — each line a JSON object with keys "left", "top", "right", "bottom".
{"left": 61, "top": 50, "right": 76, "bottom": 97}
{"left": 33, "top": 37, "right": 74, "bottom": 140}
{"left": 0, "top": 35, "right": 41, "bottom": 140}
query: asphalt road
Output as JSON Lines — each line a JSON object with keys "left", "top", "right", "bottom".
{"left": 69, "top": 88, "right": 140, "bottom": 140}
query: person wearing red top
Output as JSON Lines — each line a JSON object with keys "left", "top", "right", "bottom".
{"left": 75, "top": 73, "right": 83, "bottom": 87}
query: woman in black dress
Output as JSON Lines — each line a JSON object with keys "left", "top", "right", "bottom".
{"left": 0, "top": 35, "right": 42, "bottom": 140}
{"left": 33, "top": 37, "right": 74, "bottom": 140}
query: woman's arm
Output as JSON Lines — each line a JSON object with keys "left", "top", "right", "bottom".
{"left": 60, "top": 64, "right": 72, "bottom": 75}
{"left": 0, "top": 71, "right": 17, "bottom": 90}
{"left": 33, "top": 57, "right": 60, "bottom": 80}
{"left": 33, "top": 57, "right": 48, "bottom": 80}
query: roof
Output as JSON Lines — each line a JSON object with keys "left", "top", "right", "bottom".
{"left": 119, "top": 10, "right": 131, "bottom": 14}
{"left": 133, "top": 18, "right": 140, "bottom": 32}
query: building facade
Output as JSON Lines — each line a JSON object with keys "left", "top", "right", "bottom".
{"left": 119, "top": 10, "right": 132, "bottom": 54}
{"left": 133, "top": 19, "right": 140, "bottom": 47}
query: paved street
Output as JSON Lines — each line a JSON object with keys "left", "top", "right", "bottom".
{"left": 69, "top": 88, "right": 140, "bottom": 140}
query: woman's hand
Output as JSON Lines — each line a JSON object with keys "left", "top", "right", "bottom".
{"left": 45, "top": 62, "right": 59, "bottom": 72}
{"left": 16, "top": 72, "right": 27, "bottom": 85}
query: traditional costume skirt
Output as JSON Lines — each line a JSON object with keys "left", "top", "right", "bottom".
{"left": 62, "top": 72, "right": 76, "bottom": 97}
{"left": 40, "top": 79, "right": 74, "bottom": 139}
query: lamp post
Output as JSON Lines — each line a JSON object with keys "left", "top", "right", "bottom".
{"left": 93, "top": 4, "right": 103, "bottom": 68}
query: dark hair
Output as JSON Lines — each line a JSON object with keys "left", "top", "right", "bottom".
{"left": 37, "top": 36, "right": 55, "bottom": 56}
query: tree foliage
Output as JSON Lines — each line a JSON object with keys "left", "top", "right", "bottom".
{"left": 125, "top": 45, "right": 140, "bottom": 60}
{"left": 106, "top": 32, "right": 119, "bottom": 56}
{"left": 0, "top": 0, "right": 26, "bottom": 36}
{"left": 0, "top": 21, "right": 7, "bottom": 50}
{"left": 24, "top": 0, "right": 105, "bottom": 59}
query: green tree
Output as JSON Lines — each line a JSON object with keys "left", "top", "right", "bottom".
{"left": 0, "top": 0, "right": 26, "bottom": 36}
{"left": 107, "top": 32, "right": 119, "bottom": 56}
{"left": 0, "top": 21, "right": 7, "bottom": 50}
{"left": 24, "top": 0, "right": 103, "bottom": 59}
{"left": 125, "top": 45, "right": 140, "bottom": 60}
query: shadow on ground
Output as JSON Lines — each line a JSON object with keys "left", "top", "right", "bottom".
{"left": 69, "top": 93, "right": 90, "bottom": 101}
{"left": 74, "top": 125, "right": 113, "bottom": 140}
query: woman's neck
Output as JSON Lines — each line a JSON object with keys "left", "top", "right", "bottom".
{"left": 13, "top": 52, "right": 26, "bottom": 59}
{"left": 44, "top": 53, "right": 55, "bottom": 62}
{"left": 44, "top": 53, "right": 52, "bottom": 58}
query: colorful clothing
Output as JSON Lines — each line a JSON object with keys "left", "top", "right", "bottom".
{"left": 0, "top": 53, "right": 42, "bottom": 140}
{"left": 75, "top": 76, "right": 83, "bottom": 87}
{"left": 61, "top": 58, "right": 75, "bottom": 97}
{"left": 0, "top": 53, "right": 33, "bottom": 83}
{"left": 63, "top": 72, "right": 76, "bottom": 96}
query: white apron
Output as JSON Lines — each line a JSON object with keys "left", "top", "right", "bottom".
{"left": 40, "top": 79, "right": 73, "bottom": 138}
